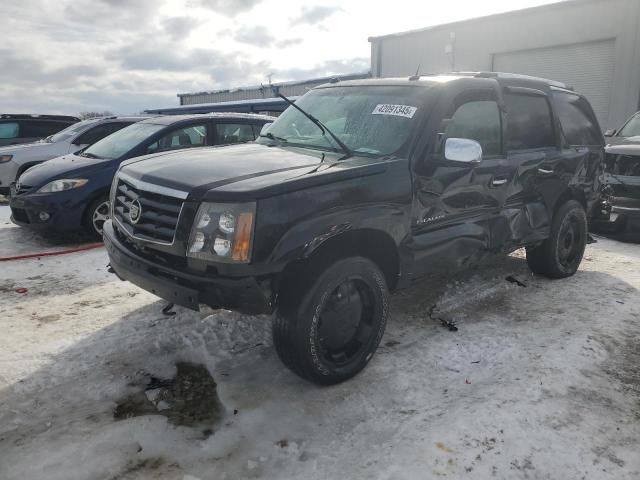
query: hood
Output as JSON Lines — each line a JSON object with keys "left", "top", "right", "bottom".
{"left": 18, "top": 153, "right": 113, "bottom": 188}
{"left": 0, "top": 138, "right": 70, "bottom": 162}
{"left": 606, "top": 135, "right": 640, "bottom": 147}
{"left": 121, "top": 143, "right": 373, "bottom": 200}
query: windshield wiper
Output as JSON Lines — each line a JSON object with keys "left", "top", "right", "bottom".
{"left": 277, "top": 93, "right": 353, "bottom": 159}
{"left": 259, "top": 132, "right": 288, "bottom": 144}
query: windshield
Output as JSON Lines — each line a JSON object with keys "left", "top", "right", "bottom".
{"left": 48, "top": 119, "right": 96, "bottom": 143}
{"left": 83, "top": 122, "right": 164, "bottom": 159}
{"left": 260, "top": 86, "right": 428, "bottom": 157}
{"left": 619, "top": 114, "right": 640, "bottom": 137}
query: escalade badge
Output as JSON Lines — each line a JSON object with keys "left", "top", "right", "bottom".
{"left": 129, "top": 199, "right": 142, "bottom": 224}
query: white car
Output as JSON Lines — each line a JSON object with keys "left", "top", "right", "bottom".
{"left": 0, "top": 116, "right": 149, "bottom": 196}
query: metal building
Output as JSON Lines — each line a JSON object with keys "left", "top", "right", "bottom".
{"left": 177, "top": 73, "right": 369, "bottom": 106}
{"left": 369, "top": 0, "right": 640, "bottom": 130}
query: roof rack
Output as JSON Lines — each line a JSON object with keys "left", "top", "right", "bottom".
{"left": 458, "top": 71, "right": 572, "bottom": 90}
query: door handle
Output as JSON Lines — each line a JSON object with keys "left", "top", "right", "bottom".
{"left": 491, "top": 177, "right": 508, "bottom": 186}
{"left": 538, "top": 167, "right": 553, "bottom": 175}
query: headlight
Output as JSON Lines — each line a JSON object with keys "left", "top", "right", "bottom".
{"left": 0, "top": 155, "right": 13, "bottom": 163}
{"left": 187, "top": 202, "right": 256, "bottom": 263}
{"left": 37, "top": 179, "right": 88, "bottom": 193}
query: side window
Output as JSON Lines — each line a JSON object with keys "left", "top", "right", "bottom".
{"left": 145, "top": 124, "right": 207, "bottom": 154}
{"left": 74, "top": 122, "right": 130, "bottom": 145}
{"left": 215, "top": 123, "right": 256, "bottom": 145}
{"left": 20, "top": 121, "right": 65, "bottom": 139}
{"left": 552, "top": 92, "right": 602, "bottom": 146}
{"left": 446, "top": 100, "right": 501, "bottom": 156}
{"left": 619, "top": 114, "right": 640, "bottom": 138}
{"left": 504, "top": 93, "right": 555, "bottom": 150}
{"left": 0, "top": 122, "right": 19, "bottom": 139}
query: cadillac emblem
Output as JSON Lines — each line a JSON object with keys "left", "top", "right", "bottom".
{"left": 129, "top": 199, "right": 142, "bottom": 224}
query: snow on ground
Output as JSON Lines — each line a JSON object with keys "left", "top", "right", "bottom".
{"left": 0, "top": 203, "right": 639, "bottom": 480}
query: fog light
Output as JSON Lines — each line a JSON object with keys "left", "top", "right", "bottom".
{"left": 213, "top": 237, "right": 232, "bottom": 256}
{"left": 39, "top": 212, "right": 50, "bottom": 221}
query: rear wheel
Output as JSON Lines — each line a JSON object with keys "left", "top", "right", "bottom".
{"left": 273, "top": 257, "right": 389, "bottom": 385}
{"left": 526, "top": 200, "right": 587, "bottom": 278}
{"left": 84, "top": 195, "right": 110, "bottom": 240}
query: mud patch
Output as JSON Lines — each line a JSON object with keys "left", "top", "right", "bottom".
{"left": 114, "top": 363, "right": 224, "bottom": 431}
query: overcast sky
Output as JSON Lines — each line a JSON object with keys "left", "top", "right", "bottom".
{"left": 1, "top": 0, "right": 563, "bottom": 115}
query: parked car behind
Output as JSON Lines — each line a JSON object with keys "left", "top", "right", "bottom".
{"left": 0, "top": 116, "right": 146, "bottom": 196}
{"left": 103, "top": 73, "right": 604, "bottom": 385}
{"left": 0, "top": 114, "right": 80, "bottom": 147}
{"left": 604, "top": 111, "right": 640, "bottom": 146}
{"left": 10, "top": 113, "right": 272, "bottom": 238}
{"left": 591, "top": 143, "right": 640, "bottom": 237}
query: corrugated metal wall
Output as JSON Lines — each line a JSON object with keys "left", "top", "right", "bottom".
{"left": 369, "top": 0, "right": 640, "bottom": 130}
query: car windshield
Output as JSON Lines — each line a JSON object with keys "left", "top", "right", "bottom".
{"left": 618, "top": 114, "right": 640, "bottom": 137}
{"left": 83, "top": 122, "right": 164, "bottom": 159}
{"left": 48, "top": 119, "right": 96, "bottom": 143}
{"left": 260, "top": 86, "right": 428, "bottom": 157}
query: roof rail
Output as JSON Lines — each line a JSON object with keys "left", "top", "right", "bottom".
{"left": 473, "top": 71, "right": 571, "bottom": 89}
{"left": 0, "top": 114, "right": 81, "bottom": 121}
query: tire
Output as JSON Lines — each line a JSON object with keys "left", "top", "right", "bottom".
{"left": 526, "top": 200, "right": 587, "bottom": 278}
{"left": 273, "top": 257, "right": 389, "bottom": 385}
{"left": 84, "top": 194, "right": 110, "bottom": 240}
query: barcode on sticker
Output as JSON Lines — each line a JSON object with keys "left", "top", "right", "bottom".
{"left": 372, "top": 104, "right": 417, "bottom": 118}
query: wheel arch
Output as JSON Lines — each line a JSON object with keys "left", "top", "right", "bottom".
{"left": 278, "top": 228, "right": 401, "bottom": 298}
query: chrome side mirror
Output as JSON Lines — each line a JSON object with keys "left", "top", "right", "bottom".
{"left": 260, "top": 122, "right": 274, "bottom": 136}
{"left": 604, "top": 129, "right": 616, "bottom": 137}
{"left": 444, "top": 138, "right": 483, "bottom": 164}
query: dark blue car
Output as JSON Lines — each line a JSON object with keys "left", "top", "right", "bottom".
{"left": 10, "top": 113, "right": 272, "bottom": 238}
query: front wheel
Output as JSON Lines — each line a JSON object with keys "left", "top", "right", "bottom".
{"left": 273, "top": 257, "right": 389, "bottom": 385}
{"left": 85, "top": 195, "right": 110, "bottom": 240}
{"left": 526, "top": 200, "right": 587, "bottom": 278}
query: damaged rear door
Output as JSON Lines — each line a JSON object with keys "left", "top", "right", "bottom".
{"left": 494, "top": 87, "right": 559, "bottom": 248}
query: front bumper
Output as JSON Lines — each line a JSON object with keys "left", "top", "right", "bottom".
{"left": 103, "top": 220, "right": 274, "bottom": 314}
{"left": 9, "top": 188, "right": 85, "bottom": 232}
{"left": 591, "top": 199, "right": 640, "bottom": 234}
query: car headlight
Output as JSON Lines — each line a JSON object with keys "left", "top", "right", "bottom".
{"left": 37, "top": 179, "right": 88, "bottom": 193}
{"left": 0, "top": 155, "right": 13, "bottom": 163}
{"left": 187, "top": 202, "right": 256, "bottom": 263}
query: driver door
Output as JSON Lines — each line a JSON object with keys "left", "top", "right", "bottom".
{"left": 411, "top": 89, "right": 512, "bottom": 276}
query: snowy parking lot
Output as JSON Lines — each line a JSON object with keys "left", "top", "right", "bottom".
{"left": 1, "top": 203, "right": 639, "bottom": 480}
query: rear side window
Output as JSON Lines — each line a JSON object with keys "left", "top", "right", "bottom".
{"left": 216, "top": 123, "right": 256, "bottom": 144}
{"left": 146, "top": 124, "right": 208, "bottom": 154}
{"left": 446, "top": 100, "right": 501, "bottom": 156}
{"left": 20, "top": 120, "right": 66, "bottom": 139}
{"left": 551, "top": 91, "right": 603, "bottom": 146}
{"left": 505, "top": 93, "right": 555, "bottom": 150}
{"left": 74, "top": 122, "right": 131, "bottom": 145}
{"left": 0, "top": 122, "right": 19, "bottom": 139}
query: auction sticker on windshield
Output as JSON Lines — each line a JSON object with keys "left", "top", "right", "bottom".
{"left": 372, "top": 104, "right": 417, "bottom": 118}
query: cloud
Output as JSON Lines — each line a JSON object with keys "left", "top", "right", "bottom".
{"left": 162, "top": 16, "right": 203, "bottom": 41}
{"left": 275, "top": 38, "right": 303, "bottom": 49}
{"left": 234, "top": 26, "right": 275, "bottom": 47}
{"left": 290, "top": 5, "right": 343, "bottom": 25}
{"left": 195, "top": 0, "right": 262, "bottom": 17}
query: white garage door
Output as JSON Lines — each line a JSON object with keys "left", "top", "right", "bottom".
{"left": 493, "top": 39, "right": 615, "bottom": 128}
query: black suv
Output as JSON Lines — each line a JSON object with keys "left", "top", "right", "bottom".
{"left": 0, "top": 114, "right": 80, "bottom": 146}
{"left": 104, "top": 73, "right": 604, "bottom": 385}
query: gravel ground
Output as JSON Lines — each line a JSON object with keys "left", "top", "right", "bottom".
{"left": 0, "top": 204, "right": 639, "bottom": 480}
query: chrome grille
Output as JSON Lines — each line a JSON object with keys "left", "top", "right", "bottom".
{"left": 112, "top": 175, "right": 185, "bottom": 245}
